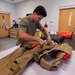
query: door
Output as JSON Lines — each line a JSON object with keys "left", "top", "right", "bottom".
{"left": 0, "top": 14, "right": 2, "bottom": 37}
{"left": 59, "top": 8, "right": 75, "bottom": 32}
{"left": 0, "top": 13, "right": 10, "bottom": 37}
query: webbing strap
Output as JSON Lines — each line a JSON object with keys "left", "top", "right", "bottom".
{"left": 34, "top": 43, "right": 72, "bottom": 71}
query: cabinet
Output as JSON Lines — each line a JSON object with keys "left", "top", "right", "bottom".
{"left": 10, "top": 28, "right": 18, "bottom": 38}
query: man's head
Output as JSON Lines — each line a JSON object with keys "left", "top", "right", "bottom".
{"left": 32, "top": 5, "right": 47, "bottom": 23}
{"left": 33, "top": 5, "right": 47, "bottom": 17}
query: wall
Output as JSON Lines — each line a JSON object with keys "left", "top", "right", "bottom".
{"left": 16, "top": 0, "right": 75, "bottom": 32}
{"left": 0, "top": 0, "right": 16, "bottom": 26}
{"left": 0, "top": 0, "right": 75, "bottom": 31}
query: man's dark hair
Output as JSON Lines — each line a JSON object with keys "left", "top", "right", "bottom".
{"left": 33, "top": 5, "right": 47, "bottom": 17}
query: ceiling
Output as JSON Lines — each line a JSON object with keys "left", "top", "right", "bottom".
{"left": 3, "top": 0, "right": 27, "bottom": 3}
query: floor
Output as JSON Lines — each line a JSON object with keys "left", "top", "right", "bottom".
{"left": 63, "top": 34, "right": 75, "bottom": 50}
{"left": 0, "top": 37, "right": 17, "bottom": 52}
{"left": 0, "top": 35, "right": 75, "bottom": 52}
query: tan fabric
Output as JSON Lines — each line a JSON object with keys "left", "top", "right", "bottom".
{"left": 0, "top": 42, "right": 53, "bottom": 75}
{"left": 0, "top": 42, "right": 72, "bottom": 75}
{"left": 0, "top": 48, "right": 25, "bottom": 75}
{"left": 34, "top": 43, "right": 72, "bottom": 71}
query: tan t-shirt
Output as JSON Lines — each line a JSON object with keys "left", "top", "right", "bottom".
{"left": 17, "top": 16, "right": 43, "bottom": 44}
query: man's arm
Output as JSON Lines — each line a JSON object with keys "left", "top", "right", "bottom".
{"left": 18, "top": 30, "right": 45, "bottom": 46}
{"left": 40, "top": 27, "right": 52, "bottom": 44}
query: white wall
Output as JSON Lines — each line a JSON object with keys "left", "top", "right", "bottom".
{"left": 1, "top": 0, "right": 75, "bottom": 31}
{"left": 0, "top": 0, "right": 16, "bottom": 26}
{"left": 16, "top": 0, "right": 75, "bottom": 32}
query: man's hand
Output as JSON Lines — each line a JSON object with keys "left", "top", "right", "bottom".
{"left": 36, "top": 37, "right": 45, "bottom": 47}
{"left": 46, "top": 36, "right": 52, "bottom": 44}
{"left": 40, "top": 27, "right": 52, "bottom": 44}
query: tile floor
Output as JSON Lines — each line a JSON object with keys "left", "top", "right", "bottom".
{"left": 0, "top": 37, "right": 17, "bottom": 52}
{"left": 63, "top": 34, "right": 75, "bottom": 50}
{"left": 0, "top": 35, "right": 75, "bottom": 52}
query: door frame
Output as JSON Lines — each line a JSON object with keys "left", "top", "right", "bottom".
{"left": 58, "top": 7, "right": 75, "bottom": 32}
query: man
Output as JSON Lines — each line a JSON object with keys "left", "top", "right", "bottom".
{"left": 17, "top": 5, "right": 52, "bottom": 47}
